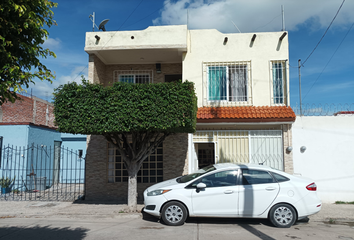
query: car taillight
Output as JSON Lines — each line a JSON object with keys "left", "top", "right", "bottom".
{"left": 306, "top": 182, "right": 317, "bottom": 191}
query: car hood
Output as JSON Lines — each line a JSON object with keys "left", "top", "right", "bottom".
{"left": 146, "top": 177, "right": 182, "bottom": 192}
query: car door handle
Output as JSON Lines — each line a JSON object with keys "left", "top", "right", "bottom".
{"left": 224, "top": 190, "right": 234, "bottom": 194}
{"left": 265, "top": 187, "right": 276, "bottom": 191}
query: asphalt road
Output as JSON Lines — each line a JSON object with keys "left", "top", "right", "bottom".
{"left": 0, "top": 213, "right": 353, "bottom": 240}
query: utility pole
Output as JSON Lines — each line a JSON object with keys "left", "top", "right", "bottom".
{"left": 298, "top": 59, "right": 303, "bottom": 116}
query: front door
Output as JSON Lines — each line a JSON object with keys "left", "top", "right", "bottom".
{"left": 190, "top": 170, "right": 239, "bottom": 217}
{"left": 197, "top": 143, "right": 215, "bottom": 169}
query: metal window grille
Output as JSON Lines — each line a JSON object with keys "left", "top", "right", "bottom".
{"left": 203, "top": 61, "right": 252, "bottom": 106}
{"left": 108, "top": 142, "right": 163, "bottom": 183}
{"left": 271, "top": 61, "right": 286, "bottom": 105}
{"left": 113, "top": 70, "right": 153, "bottom": 84}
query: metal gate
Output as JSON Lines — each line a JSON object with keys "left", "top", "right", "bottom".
{"left": 0, "top": 144, "right": 85, "bottom": 201}
{"left": 193, "top": 130, "right": 284, "bottom": 170}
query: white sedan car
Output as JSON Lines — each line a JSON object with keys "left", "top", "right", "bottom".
{"left": 143, "top": 163, "right": 321, "bottom": 228}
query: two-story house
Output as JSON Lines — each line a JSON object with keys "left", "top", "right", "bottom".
{"left": 84, "top": 25, "right": 295, "bottom": 202}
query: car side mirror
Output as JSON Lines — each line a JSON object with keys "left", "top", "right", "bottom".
{"left": 196, "top": 182, "right": 207, "bottom": 189}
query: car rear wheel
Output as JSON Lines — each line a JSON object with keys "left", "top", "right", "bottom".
{"left": 161, "top": 201, "right": 187, "bottom": 226}
{"left": 269, "top": 203, "right": 297, "bottom": 228}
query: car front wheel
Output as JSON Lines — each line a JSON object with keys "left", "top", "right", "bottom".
{"left": 269, "top": 203, "right": 297, "bottom": 228}
{"left": 161, "top": 201, "right": 188, "bottom": 226}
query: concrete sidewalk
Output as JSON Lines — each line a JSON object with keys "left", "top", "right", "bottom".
{"left": 0, "top": 201, "right": 353, "bottom": 222}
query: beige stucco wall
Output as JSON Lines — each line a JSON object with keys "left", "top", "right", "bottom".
{"left": 183, "top": 29, "right": 289, "bottom": 107}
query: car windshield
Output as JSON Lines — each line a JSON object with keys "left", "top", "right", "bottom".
{"left": 177, "top": 165, "right": 216, "bottom": 183}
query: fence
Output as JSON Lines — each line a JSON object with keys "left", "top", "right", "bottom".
{"left": 292, "top": 103, "right": 354, "bottom": 116}
{"left": 0, "top": 144, "right": 85, "bottom": 201}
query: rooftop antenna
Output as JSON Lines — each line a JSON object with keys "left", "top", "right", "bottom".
{"left": 231, "top": 20, "right": 241, "bottom": 33}
{"left": 89, "top": 12, "right": 109, "bottom": 31}
{"left": 281, "top": 5, "right": 285, "bottom": 31}
{"left": 89, "top": 12, "right": 98, "bottom": 31}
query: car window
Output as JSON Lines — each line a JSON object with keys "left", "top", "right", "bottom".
{"left": 241, "top": 169, "right": 275, "bottom": 185}
{"left": 178, "top": 165, "right": 216, "bottom": 183}
{"left": 270, "top": 172, "right": 290, "bottom": 182}
{"left": 189, "top": 170, "right": 238, "bottom": 188}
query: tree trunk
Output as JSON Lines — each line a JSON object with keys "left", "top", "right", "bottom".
{"left": 126, "top": 163, "right": 140, "bottom": 212}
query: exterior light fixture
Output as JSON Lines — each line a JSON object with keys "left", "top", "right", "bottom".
{"left": 95, "top": 35, "right": 100, "bottom": 41}
{"left": 300, "top": 146, "right": 307, "bottom": 153}
{"left": 223, "top": 37, "right": 228, "bottom": 45}
{"left": 286, "top": 146, "right": 293, "bottom": 152}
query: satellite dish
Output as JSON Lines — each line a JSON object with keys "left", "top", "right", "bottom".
{"left": 99, "top": 19, "right": 109, "bottom": 31}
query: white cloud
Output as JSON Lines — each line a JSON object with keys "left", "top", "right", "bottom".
{"left": 28, "top": 66, "right": 88, "bottom": 101}
{"left": 42, "top": 37, "right": 62, "bottom": 49}
{"left": 153, "top": 0, "right": 354, "bottom": 33}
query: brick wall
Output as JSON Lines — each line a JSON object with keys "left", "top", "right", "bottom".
{"left": 1, "top": 95, "right": 33, "bottom": 122}
{"left": 0, "top": 94, "right": 55, "bottom": 127}
{"left": 85, "top": 133, "right": 188, "bottom": 203}
{"left": 87, "top": 55, "right": 182, "bottom": 86}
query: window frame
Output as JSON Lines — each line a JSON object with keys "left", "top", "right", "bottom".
{"left": 113, "top": 70, "right": 153, "bottom": 84}
{"left": 270, "top": 60, "right": 287, "bottom": 105}
{"left": 203, "top": 61, "right": 252, "bottom": 106}
{"left": 107, "top": 142, "right": 163, "bottom": 184}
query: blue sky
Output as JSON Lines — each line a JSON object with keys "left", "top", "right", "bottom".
{"left": 30, "top": 0, "right": 354, "bottom": 108}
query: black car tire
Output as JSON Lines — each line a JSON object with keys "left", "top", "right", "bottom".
{"left": 161, "top": 201, "right": 188, "bottom": 226}
{"left": 269, "top": 203, "right": 297, "bottom": 228}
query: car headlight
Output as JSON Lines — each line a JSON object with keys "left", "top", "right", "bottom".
{"left": 147, "top": 189, "right": 171, "bottom": 196}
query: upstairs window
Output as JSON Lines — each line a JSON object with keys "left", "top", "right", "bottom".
{"left": 206, "top": 62, "right": 250, "bottom": 103}
{"left": 271, "top": 61, "right": 286, "bottom": 104}
{"left": 114, "top": 70, "right": 152, "bottom": 84}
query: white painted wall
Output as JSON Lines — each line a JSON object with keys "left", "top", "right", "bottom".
{"left": 85, "top": 25, "right": 187, "bottom": 50}
{"left": 293, "top": 116, "right": 354, "bottom": 203}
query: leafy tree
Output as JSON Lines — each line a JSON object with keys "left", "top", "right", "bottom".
{"left": 0, "top": 0, "right": 57, "bottom": 105}
{"left": 54, "top": 79, "right": 197, "bottom": 211}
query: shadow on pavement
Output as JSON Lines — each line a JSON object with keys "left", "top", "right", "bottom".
{"left": 0, "top": 225, "right": 88, "bottom": 240}
{"left": 141, "top": 208, "right": 160, "bottom": 223}
{"left": 186, "top": 217, "right": 272, "bottom": 227}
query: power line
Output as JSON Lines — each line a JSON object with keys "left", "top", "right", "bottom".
{"left": 254, "top": 14, "right": 281, "bottom": 32}
{"left": 73, "top": 66, "right": 88, "bottom": 82}
{"left": 121, "top": 0, "right": 171, "bottom": 30}
{"left": 117, "top": 0, "right": 145, "bottom": 31}
{"left": 302, "top": 21, "right": 354, "bottom": 101}
{"left": 99, "top": 0, "right": 145, "bottom": 49}
{"left": 302, "top": 0, "right": 346, "bottom": 66}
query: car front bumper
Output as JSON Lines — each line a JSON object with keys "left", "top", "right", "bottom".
{"left": 143, "top": 189, "right": 168, "bottom": 217}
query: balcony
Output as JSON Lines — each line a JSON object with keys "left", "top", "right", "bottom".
{"left": 85, "top": 25, "right": 187, "bottom": 65}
